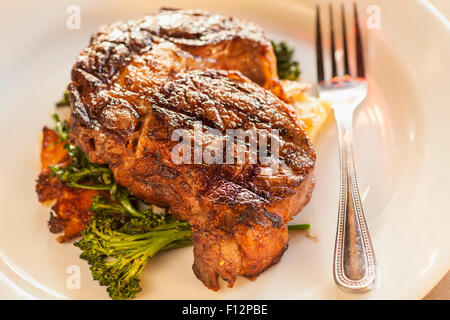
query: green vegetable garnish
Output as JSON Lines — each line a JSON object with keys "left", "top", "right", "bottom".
{"left": 287, "top": 224, "right": 311, "bottom": 231}
{"left": 49, "top": 145, "right": 114, "bottom": 191}
{"left": 75, "top": 196, "right": 192, "bottom": 300}
{"left": 55, "top": 90, "right": 70, "bottom": 107}
{"left": 51, "top": 113, "right": 70, "bottom": 142}
{"left": 271, "top": 40, "right": 301, "bottom": 80}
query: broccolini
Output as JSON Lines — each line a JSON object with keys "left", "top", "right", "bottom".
{"left": 75, "top": 196, "right": 192, "bottom": 300}
{"left": 271, "top": 40, "right": 301, "bottom": 80}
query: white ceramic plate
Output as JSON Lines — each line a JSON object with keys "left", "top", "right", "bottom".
{"left": 0, "top": 0, "right": 448, "bottom": 299}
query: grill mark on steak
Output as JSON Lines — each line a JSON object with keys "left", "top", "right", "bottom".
{"left": 143, "top": 94, "right": 300, "bottom": 203}
{"left": 68, "top": 8, "right": 316, "bottom": 290}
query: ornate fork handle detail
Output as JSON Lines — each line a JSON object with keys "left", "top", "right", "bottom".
{"left": 333, "top": 108, "right": 377, "bottom": 292}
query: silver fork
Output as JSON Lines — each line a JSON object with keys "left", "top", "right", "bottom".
{"left": 316, "top": 3, "right": 377, "bottom": 292}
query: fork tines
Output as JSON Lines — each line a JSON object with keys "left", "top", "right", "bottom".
{"left": 316, "top": 2, "right": 365, "bottom": 83}
{"left": 353, "top": 3, "right": 365, "bottom": 78}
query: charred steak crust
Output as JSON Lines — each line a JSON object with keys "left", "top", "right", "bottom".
{"left": 68, "top": 9, "right": 316, "bottom": 290}
{"left": 71, "top": 8, "right": 278, "bottom": 91}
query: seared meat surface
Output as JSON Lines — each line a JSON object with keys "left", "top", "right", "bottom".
{"left": 68, "top": 9, "right": 315, "bottom": 290}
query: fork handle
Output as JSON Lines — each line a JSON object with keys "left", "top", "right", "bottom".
{"left": 333, "top": 109, "right": 377, "bottom": 292}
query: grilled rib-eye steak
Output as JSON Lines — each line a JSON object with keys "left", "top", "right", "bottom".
{"left": 68, "top": 8, "right": 316, "bottom": 290}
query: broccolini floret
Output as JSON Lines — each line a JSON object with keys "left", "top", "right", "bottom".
{"left": 55, "top": 90, "right": 70, "bottom": 107}
{"left": 75, "top": 198, "right": 192, "bottom": 300}
{"left": 271, "top": 40, "right": 301, "bottom": 80}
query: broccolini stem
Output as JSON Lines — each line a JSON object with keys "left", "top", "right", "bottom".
{"left": 90, "top": 201, "right": 128, "bottom": 214}
{"left": 60, "top": 167, "right": 112, "bottom": 182}
{"left": 67, "top": 182, "right": 114, "bottom": 190}
{"left": 116, "top": 189, "right": 147, "bottom": 219}
{"left": 140, "top": 229, "right": 192, "bottom": 258}
{"left": 55, "top": 90, "right": 70, "bottom": 107}
{"left": 165, "top": 238, "right": 193, "bottom": 249}
{"left": 51, "top": 113, "right": 69, "bottom": 141}
{"left": 287, "top": 224, "right": 311, "bottom": 230}
{"left": 110, "top": 226, "right": 191, "bottom": 243}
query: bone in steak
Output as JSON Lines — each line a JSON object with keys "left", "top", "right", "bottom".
{"left": 68, "top": 8, "right": 316, "bottom": 290}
